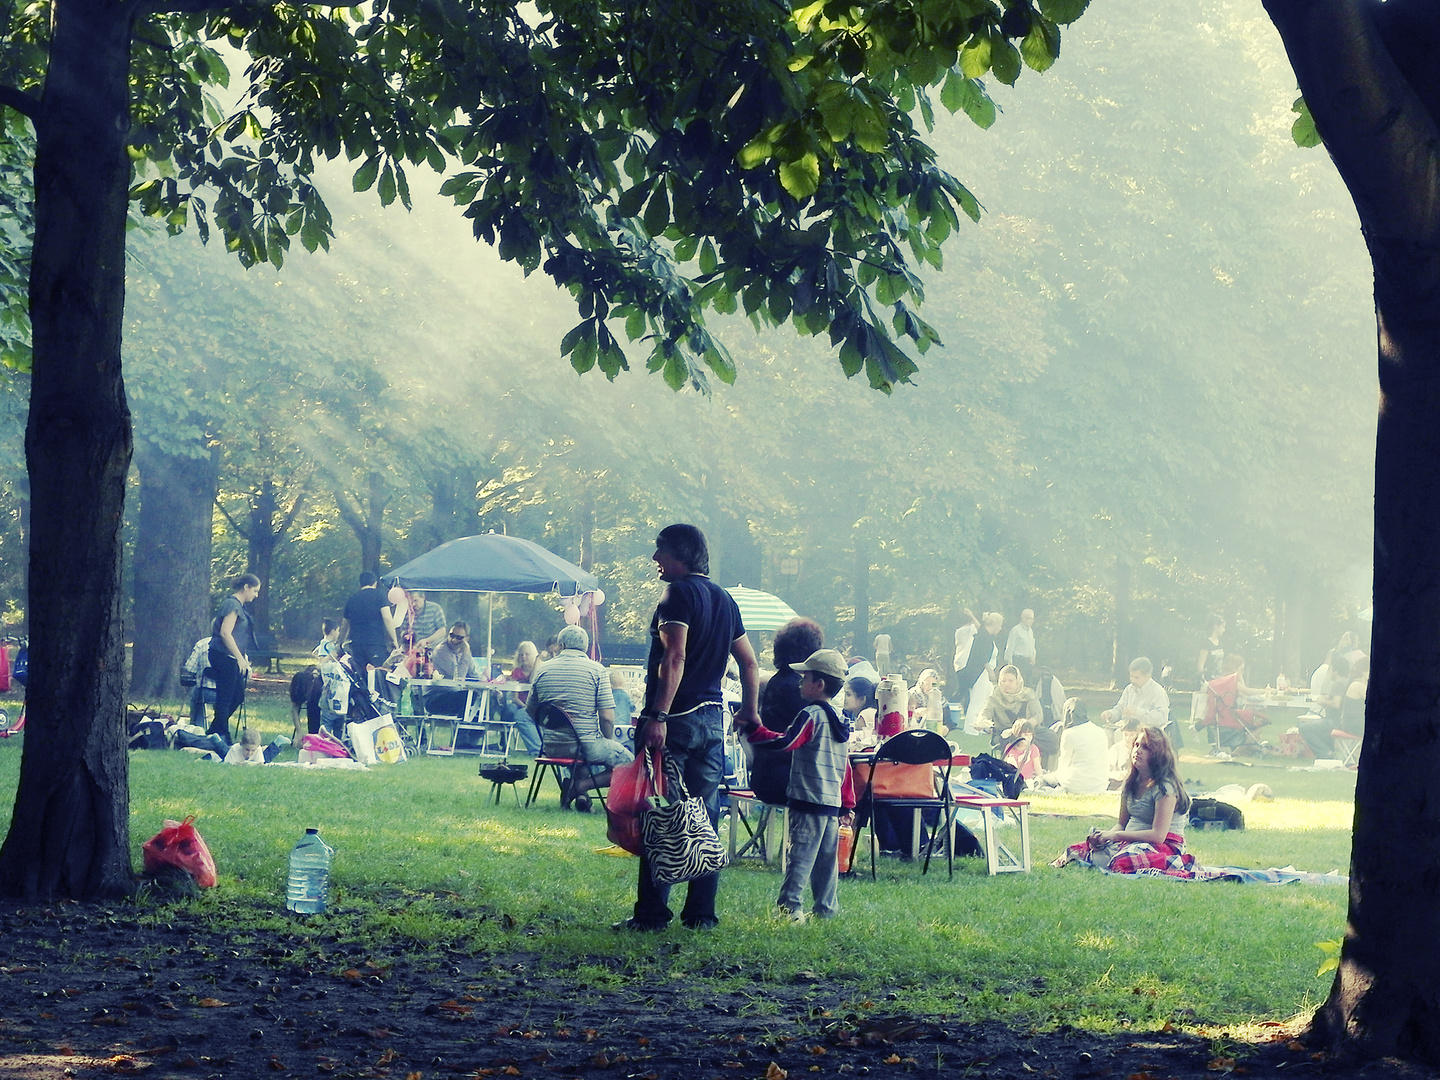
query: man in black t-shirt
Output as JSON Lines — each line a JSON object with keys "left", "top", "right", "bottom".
{"left": 337, "top": 571, "right": 399, "bottom": 700}
{"left": 614, "top": 524, "right": 759, "bottom": 932}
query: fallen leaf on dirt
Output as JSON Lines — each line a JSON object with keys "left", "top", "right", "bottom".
{"left": 721, "top": 1063, "right": 743, "bottom": 1070}
{"left": 103, "top": 1056, "right": 152, "bottom": 1074}
{"left": 582, "top": 1029, "right": 598, "bottom": 1042}
{"left": 1286, "top": 1041, "right": 1306, "bottom": 1052}
{"left": 266, "top": 1056, "right": 287, "bottom": 1071}
{"left": 195, "top": 998, "right": 229, "bottom": 1008}
{"left": 378, "top": 1049, "right": 400, "bottom": 1065}
{"left": 405, "top": 1073, "right": 422, "bottom": 1080}
{"left": 637, "top": 1036, "right": 650, "bottom": 1046}
{"left": 1207, "top": 1058, "right": 1235, "bottom": 1072}
{"left": 0, "top": 965, "right": 39, "bottom": 974}
{"left": 882, "top": 1054, "right": 901, "bottom": 1065}
{"left": 807, "top": 1046, "right": 827, "bottom": 1056}
{"left": 502, "top": 1068, "right": 521, "bottom": 1076}
{"left": 765, "top": 1064, "right": 788, "bottom": 1080}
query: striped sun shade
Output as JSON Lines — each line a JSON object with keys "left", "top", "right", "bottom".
{"left": 726, "top": 586, "right": 799, "bottom": 633}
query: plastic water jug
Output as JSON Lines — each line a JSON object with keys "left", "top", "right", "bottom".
{"left": 286, "top": 828, "right": 334, "bottom": 914}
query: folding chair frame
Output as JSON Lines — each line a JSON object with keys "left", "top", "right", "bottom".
{"left": 858, "top": 729, "right": 957, "bottom": 881}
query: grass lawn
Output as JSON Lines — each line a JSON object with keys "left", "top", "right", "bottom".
{"left": 0, "top": 687, "right": 1354, "bottom": 1039}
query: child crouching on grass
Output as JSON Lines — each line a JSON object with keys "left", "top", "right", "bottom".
{"left": 736, "top": 648, "right": 855, "bottom": 922}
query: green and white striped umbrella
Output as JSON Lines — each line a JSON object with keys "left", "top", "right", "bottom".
{"left": 726, "top": 585, "right": 799, "bottom": 633}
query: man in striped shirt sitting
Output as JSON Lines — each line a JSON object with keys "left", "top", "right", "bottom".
{"left": 528, "top": 624, "right": 633, "bottom": 808}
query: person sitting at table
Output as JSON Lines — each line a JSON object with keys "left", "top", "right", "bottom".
{"left": 498, "top": 640, "right": 543, "bottom": 754}
{"left": 976, "top": 665, "right": 1042, "bottom": 753}
{"left": 399, "top": 590, "right": 449, "bottom": 675}
{"left": 1101, "top": 657, "right": 1170, "bottom": 739}
{"left": 1300, "top": 655, "right": 1356, "bottom": 758}
{"left": 421, "top": 622, "right": 475, "bottom": 717}
{"left": 908, "top": 668, "right": 945, "bottom": 730}
{"left": 1051, "top": 725, "right": 1195, "bottom": 875}
{"left": 528, "top": 625, "right": 633, "bottom": 811}
{"left": 844, "top": 675, "right": 879, "bottom": 745}
{"left": 1033, "top": 699, "right": 1109, "bottom": 794}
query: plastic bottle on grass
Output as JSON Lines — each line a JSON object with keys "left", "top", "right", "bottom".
{"left": 286, "top": 828, "right": 334, "bottom": 914}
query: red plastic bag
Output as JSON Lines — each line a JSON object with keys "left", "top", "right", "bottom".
{"left": 300, "top": 731, "right": 351, "bottom": 759}
{"left": 606, "top": 748, "right": 665, "bottom": 856}
{"left": 142, "top": 815, "right": 217, "bottom": 888}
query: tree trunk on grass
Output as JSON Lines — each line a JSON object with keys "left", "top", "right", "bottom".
{"left": 130, "top": 442, "right": 217, "bottom": 701}
{"left": 1264, "top": 0, "right": 1440, "bottom": 1062}
{"left": 0, "top": 0, "right": 135, "bottom": 898}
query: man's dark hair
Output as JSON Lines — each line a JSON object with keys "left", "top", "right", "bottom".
{"left": 656, "top": 523, "right": 709, "bottom": 575}
{"left": 773, "top": 617, "right": 823, "bottom": 668}
{"left": 812, "top": 670, "right": 844, "bottom": 698}
{"left": 1330, "top": 655, "right": 1352, "bottom": 680}
{"left": 450, "top": 621, "right": 470, "bottom": 635}
{"left": 359, "top": 571, "right": 379, "bottom": 587}
{"left": 321, "top": 617, "right": 338, "bottom": 635}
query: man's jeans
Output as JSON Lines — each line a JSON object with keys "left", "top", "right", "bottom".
{"left": 632, "top": 704, "right": 725, "bottom": 927}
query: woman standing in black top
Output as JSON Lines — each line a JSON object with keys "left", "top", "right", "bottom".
{"left": 208, "top": 573, "right": 261, "bottom": 741}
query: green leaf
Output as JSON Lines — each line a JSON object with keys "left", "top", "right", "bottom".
{"left": 624, "top": 309, "right": 647, "bottom": 341}
{"left": 378, "top": 161, "right": 397, "bottom": 206}
{"left": 1291, "top": 95, "right": 1322, "bottom": 149}
{"left": 699, "top": 239, "right": 718, "bottom": 276}
{"left": 643, "top": 184, "right": 669, "bottom": 235}
{"left": 1316, "top": 939, "right": 1342, "bottom": 977}
{"left": 738, "top": 135, "right": 773, "bottom": 170}
{"left": 779, "top": 153, "right": 820, "bottom": 199}
{"left": 1020, "top": 22, "right": 1056, "bottom": 72}
{"left": 942, "top": 74, "right": 997, "bottom": 129}
{"left": 959, "top": 35, "right": 992, "bottom": 79}
{"left": 353, "top": 155, "right": 381, "bottom": 193}
{"left": 991, "top": 36, "right": 1022, "bottom": 85}
{"left": 1038, "top": 0, "right": 1089, "bottom": 25}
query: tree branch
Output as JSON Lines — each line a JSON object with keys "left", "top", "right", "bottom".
{"left": 214, "top": 498, "right": 252, "bottom": 541}
{"left": 0, "top": 85, "right": 39, "bottom": 120}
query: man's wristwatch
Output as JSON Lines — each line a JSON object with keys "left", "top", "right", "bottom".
{"left": 640, "top": 710, "right": 669, "bottom": 725}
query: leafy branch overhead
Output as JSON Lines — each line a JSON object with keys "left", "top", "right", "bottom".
{"left": 4, "top": 0, "right": 1090, "bottom": 391}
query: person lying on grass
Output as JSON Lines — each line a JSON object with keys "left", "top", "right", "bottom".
{"left": 1051, "top": 725, "right": 1196, "bottom": 875}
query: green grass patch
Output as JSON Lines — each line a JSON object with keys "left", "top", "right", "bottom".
{"left": 0, "top": 692, "right": 1352, "bottom": 1037}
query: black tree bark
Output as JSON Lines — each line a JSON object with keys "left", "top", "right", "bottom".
{"left": 1264, "top": 0, "right": 1440, "bottom": 1062}
{"left": 0, "top": 0, "right": 136, "bottom": 898}
{"left": 130, "top": 442, "right": 217, "bottom": 701}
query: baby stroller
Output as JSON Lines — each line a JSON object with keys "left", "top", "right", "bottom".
{"left": 0, "top": 638, "right": 26, "bottom": 738}
{"left": 320, "top": 653, "right": 416, "bottom": 756}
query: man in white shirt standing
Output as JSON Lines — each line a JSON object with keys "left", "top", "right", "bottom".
{"left": 1004, "top": 609, "right": 1037, "bottom": 686}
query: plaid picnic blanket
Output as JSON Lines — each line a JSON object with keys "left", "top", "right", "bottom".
{"left": 1064, "top": 832, "right": 1224, "bottom": 878}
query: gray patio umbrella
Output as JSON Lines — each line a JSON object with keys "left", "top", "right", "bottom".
{"left": 384, "top": 533, "right": 599, "bottom": 665}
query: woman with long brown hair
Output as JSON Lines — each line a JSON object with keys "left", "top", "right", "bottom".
{"left": 1051, "top": 726, "right": 1196, "bottom": 875}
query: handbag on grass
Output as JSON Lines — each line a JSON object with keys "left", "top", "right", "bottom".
{"left": 641, "top": 751, "right": 728, "bottom": 886}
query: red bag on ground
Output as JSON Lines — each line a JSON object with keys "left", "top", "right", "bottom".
{"left": 300, "top": 731, "right": 351, "bottom": 759}
{"left": 142, "top": 815, "right": 217, "bottom": 888}
{"left": 606, "top": 748, "right": 665, "bottom": 856}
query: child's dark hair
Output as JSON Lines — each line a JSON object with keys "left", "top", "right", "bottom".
{"left": 813, "top": 671, "right": 844, "bottom": 698}
{"left": 321, "top": 617, "right": 338, "bottom": 635}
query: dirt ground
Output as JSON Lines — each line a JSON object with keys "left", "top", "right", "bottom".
{"left": 0, "top": 901, "right": 1434, "bottom": 1080}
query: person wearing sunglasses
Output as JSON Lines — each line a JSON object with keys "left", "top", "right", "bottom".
{"left": 422, "top": 622, "right": 475, "bottom": 716}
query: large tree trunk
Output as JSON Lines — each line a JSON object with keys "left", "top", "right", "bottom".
{"left": 130, "top": 442, "right": 217, "bottom": 701}
{"left": 1264, "top": 0, "right": 1440, "bottom": 1062}
{"left": 0, "top": 0, "right": 135, "bottom": 898}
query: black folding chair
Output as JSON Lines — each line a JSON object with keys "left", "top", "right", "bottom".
{"left": 858, "top": 729, "right": 957, "bottom": 880}
{"left": 525, "top": 702, "right": 612, "bottom": 812}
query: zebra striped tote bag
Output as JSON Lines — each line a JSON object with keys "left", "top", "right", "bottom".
{"left": 641, "top": 752, "right": 728, "bottom": 886}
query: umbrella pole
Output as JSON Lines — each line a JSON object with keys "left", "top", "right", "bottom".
{"left": 487, "top": 594, "right": 494, "bottom": 675}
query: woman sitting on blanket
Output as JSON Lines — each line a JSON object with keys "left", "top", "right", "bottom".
{"left": 1051, "top": 725, "right": 1195, "bottom": 875}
